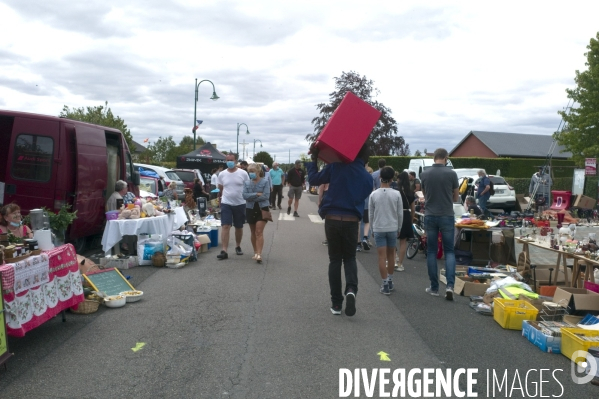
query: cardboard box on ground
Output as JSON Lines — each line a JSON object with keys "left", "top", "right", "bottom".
{"left": 573, "top": 194, "right": 596, "bottom": 209}
{"left": 440, "top": 267, "right": 490, "bottom": 296}
{"left": 196, "top": 234, "right": 211, "bottom": 253}
{"left": 553, "top": 287, "right": 599, "bottom": 313}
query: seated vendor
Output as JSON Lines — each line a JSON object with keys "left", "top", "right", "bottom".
{"left": 163, "top": 182, "right": 179, "bottom": 201}
{"left": 0, "top": 203, "right": 34, "bottom": 239}
{"left": 465, "top": 195, "right": 482, "bottom": 216}
{"left": 106, "top": 180, "right": 128, "bottom": 212}
{"left": 193, "top": 178, "right": 209, "bottom": 200}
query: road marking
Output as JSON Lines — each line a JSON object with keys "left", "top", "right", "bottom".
{"left": 377, "top": 351, "right": 391, "bottom": 361}
{"left": 308, "top": 214, "right": 324, "bottom": 224}
{"left": 278, "top": 213, "right": 295, "bottom": 221}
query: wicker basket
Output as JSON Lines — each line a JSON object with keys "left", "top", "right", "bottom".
{"left": 71, "top": 299, "right": 101, "bottom": 314}
{"left": 152, "top": 251, "right": 166, "bottom": 267}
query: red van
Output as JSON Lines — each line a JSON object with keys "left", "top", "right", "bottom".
{"left": 0, "top": 110, "right": 139, "bottom": 249}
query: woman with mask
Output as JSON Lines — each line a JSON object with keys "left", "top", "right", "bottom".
{"left": 242, "top": 163, "right": 271, "bottom": 263}
{"left": 0, "top": 203, "right": 34, "bottom": 239}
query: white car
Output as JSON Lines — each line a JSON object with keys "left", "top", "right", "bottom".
{"left": 134, "top": 163, "right": 185, "bottom": 197}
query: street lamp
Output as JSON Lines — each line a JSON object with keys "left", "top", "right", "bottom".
{"left": 193, "top": 78, "right": 219, "bottom": 150}
{"left": 253, "top": 139, "right": 263, "bottom": 158}
{"left": 236, "top": 123, "right": 250, "bottom": 158}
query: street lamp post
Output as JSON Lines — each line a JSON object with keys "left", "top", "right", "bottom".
{"left": 193, "top": 79, "right": 219, "bottom": 151}
{"left": 236, "top": 123, "right": 250, "bottom": 158}
{"left": 253, "top": 139, "right": 263, "bottom": 158}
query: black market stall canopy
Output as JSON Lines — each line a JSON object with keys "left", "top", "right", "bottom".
{"left": 176, "top": 142, "right": 227, "bottom": 173}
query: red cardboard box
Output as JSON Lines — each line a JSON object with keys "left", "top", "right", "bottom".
{"left": 314, "top": 91, "right": 382, "bottom": 163}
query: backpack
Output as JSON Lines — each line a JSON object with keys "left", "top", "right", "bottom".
{"left": 488, "top": 179, "right": 495, "bottom": 196}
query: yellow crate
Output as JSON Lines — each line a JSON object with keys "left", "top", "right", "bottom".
{"left": 561, "top": 328, "right": 599, "bottom": 363}
{"left": 493, "top": 298, "right": 539, "bottom": 330}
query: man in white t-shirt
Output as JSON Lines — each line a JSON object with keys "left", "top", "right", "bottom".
{"left": 217, "top": 153, "right": 250, "bottom": 260}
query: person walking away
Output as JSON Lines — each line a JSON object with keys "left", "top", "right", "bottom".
{"left": 395, "top": 171, "right": 416, "bottom": 272}
{"left": 528, "top": 167, "right": 552, "bottom": 209}
{"left": 369, "top": 167, "right": 403, "bottom": 295}
{"left": 419, "top": 148, "right": 459, "bottom": 300}
{"left": 242, "top": 164, "right": 271, "bottom": 263}
{"left": 287, "top": 160, "right": 305, "bottom": 217}
{"left": 359, "top": 165, "right": 374, "bottom": 251}
{"left": 371, "top": 158, "right": 386, "bottom": 190}
{"left": 306, "top": 144, "right": 372, "bottom": 317}
{"left": 409, "top": 171, "right": 421, "bottom": 192}
{"left": 269, "top": 162, "right": 285, "bottom": 210}
{"left": 476, "top": 169, "right": 491, "bottom": 216}
{"left": 217, "top": 153, "right": 250, "bottom": 260}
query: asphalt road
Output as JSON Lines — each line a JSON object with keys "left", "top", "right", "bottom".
{"left": 1, "top": 190, "right": 597, "bottom": 398}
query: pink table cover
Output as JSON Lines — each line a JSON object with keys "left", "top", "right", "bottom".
{"left": 0, "top": 244, "right": 84, "bottom": 337}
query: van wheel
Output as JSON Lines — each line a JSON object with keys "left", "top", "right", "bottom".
{"left": 73, "top": 237, "right": 88, "bottom": 253}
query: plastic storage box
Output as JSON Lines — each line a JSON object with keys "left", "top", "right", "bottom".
{"left": 493, "top": 298, "right": 539, "bottom": 330}
{"left": 561, "top": 328, "right": 599, "bottom": 363}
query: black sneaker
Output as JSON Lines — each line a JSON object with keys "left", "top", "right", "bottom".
{"left": 293, "top": 211, "right": 300, "bottom": 217}
{"left": 388, "top": 278, "right": 394, "bottom": 291}
{"left": 345, "top": 291, "right": 356, "bottom": 316}
{"left": 445, "top": 287, "right": 454, "bottom": 301}
{"left": 361, "top": 239, "right": 370, "bottom": 251}
{"left": 235, "top": 246, "right": 243, "bottom": 255}
{"left": 287, "top": 206, "right": 291, "bottom": 215}
{"left": 356, "top": 244, "right": 362, "bottom": 252}
{"left": 322, "top": 240, "right": 328, "bottom": 245}
{"left": 330, "top": 305, "right": 342, "bottom": 315}
{"left": 278, "top": 205, "right": 282, "bottom": 210}
{"left": 217, "top": 251, "right": 228, "bottom": 260}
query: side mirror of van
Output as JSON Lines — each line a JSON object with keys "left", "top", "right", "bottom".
{"left": 132, "top": 171, "right": 140, "bottom": 186}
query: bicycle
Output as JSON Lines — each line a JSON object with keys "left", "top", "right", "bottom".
{"left": 406, "top": 214, "right": 427, "bottom": 259}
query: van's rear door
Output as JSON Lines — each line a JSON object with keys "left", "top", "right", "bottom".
{"left": 69, "top": 123, "right": 107, "bottom": 238}
{"left": 3, "top": 116, "right": 59, "bottom": 211}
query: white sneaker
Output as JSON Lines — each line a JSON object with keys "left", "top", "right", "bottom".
{"left": 445, "top": 287, "right": 454, "bottom": 301}
{"left": 395, "top": 264, "right": 404, "bottom": 272}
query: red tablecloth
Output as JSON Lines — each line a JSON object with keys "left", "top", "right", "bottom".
{"left": 0, "top": 244, "right": 84, "bottom": 337}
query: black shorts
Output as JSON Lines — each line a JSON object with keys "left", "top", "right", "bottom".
{"left": 246, "top": 203, "right": 270, "bottom": 224}
{"left": 362, "top": 209, "right": 369, "bottom": 223}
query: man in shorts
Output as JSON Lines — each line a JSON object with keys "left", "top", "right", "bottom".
{"left": 217, "top": 153, "right": 250, "bottom": 260}
{"left": 286, "top": 160, "right": 305, "bottom": 217}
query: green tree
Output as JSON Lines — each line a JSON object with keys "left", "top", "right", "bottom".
{"left": 59, "top": 101, "right": 135, "bottom": 152}
{"left": 414, "top": 149, "right": 422, "bottom": 156}
{"left": 253, "top": 151, "right": 274, "bottom": 167}
{"left": 144, "top": 136, "right": 177, "bottom": 163}
{"left": 306, "top": 71, "right": 409, "bottom": 156}
{"left": 556, "top": 32, "right": 599, "bottom": 165}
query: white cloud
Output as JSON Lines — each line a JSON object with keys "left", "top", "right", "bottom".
{"left": 0, "top": 0, "right": 598, "bottom": 161}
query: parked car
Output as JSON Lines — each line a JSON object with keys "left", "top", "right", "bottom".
{"left": 473, "top": 175, "right": 516, "bottom": 212}
{"left": 134, "top": 163, "right": 185, "bottom": 197}
{"left": 0, "top": 109, "right": 139, "bottom": 250}
{"left": 139, "top": 176, "right": 160, "bottom": 197}
{"left": 172, "top": 168, "right": 204, "bottom": 190}
{"left": 453, "top": 168, "right": 482, "bottom": 180}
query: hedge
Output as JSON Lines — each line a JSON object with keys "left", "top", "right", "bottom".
{"left": 367, "top": 156, "right": 576, "bottom": 178}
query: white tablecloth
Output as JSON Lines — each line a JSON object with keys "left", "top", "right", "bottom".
{"left": 101, "top": 215, "right": 171, "bottom": 253}
{"left": 168, "top": 207, "right": 188, "bottom": 230}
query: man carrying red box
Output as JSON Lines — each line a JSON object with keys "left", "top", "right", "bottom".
{"left": 306, "top": 143, "right": 373, "bottom": 317}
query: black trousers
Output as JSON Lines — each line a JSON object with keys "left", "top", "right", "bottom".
{"left": 270, "top": 184, "right": 283, "bottom": 207}
{"left": 325, "top": 219, "right": 359, "bottom": 306}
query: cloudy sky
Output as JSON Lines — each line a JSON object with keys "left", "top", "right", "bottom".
{"left": 1, "top": 0, "right": 598, "bottom": 162}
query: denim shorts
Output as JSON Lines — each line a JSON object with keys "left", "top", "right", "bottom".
{"left": 373, "top": 231, "right": 397, "bottom": 248}
{"left": 220, "top": 203, "right": 246, "bottom": 228}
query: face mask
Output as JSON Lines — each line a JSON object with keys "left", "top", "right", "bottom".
{"left": 226, "top": 161, "right": 235, "bottom": 169}
{"left": 10, "top": 221, "right": 21, "bottom": 228}
{"left": 249, "top": 173, "right": 257, "bottom": 179}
